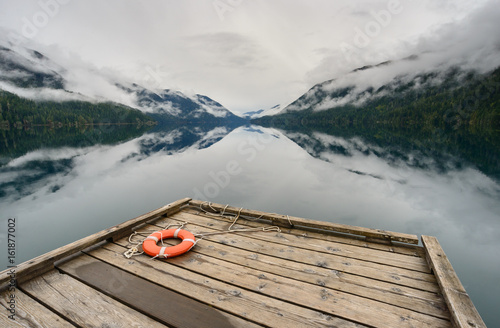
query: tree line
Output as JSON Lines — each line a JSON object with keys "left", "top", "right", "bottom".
{"left": 256, "top": 67, "right": 500, "bottom": 133}
{"left": 0, "top": 90, "right": 156, "bottom": 129}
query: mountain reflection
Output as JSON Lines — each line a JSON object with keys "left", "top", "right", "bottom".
{"left": 276, "top": 125, "right": 500, "bottom": 182}
{"left": 122, "top": 125, "right": 236, "bottom": 162}
{"left": 0, "top": 157, "right": 74, "bottom": 201}
{"left": 1, "top": 122, "right": 498, "bottom": 204}
{"left": 0, "top": 124, "right": 237, "bottom": 202}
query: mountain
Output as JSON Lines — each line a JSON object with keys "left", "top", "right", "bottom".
{"left": 0, "top": 43, "right": 156, "bottom": 128}
{"left": 257, "top": 60, "right": 500, "bottom": 132}
{"left": 0, "top": 44, "right": 65, "bottom": 90}
{"left": 117, "top": 83, "right": 245, "bottom": 123}
{"left": 0, "top": 42, "right": 243, "bottom": 124}
{"left": 243, "top": 104, "right": 283, "bottom": 119}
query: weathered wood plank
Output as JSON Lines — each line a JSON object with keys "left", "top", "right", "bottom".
{"left": 113, "top": 238, "right": 450, "bottom": 328}
{"left": 422, "top": 236, "right": 486, "bottom": 328}
{"left": 175, "top": 211, "right": 430, "bottom": 273}
{"left": 0, "top": 289, "right": 72, "bottom": 327}
{"left": 20, "top": 270, "right": 168, "bottom": 327}
{"left": 57, "top": 254, "right": 261, "bottom": 328}
{"left": 88, "top": 242, "right": 368, "bottom": 328}
{"left": 183, "top": 207, "right": 424, "bottom": 257}
{"left": 158, "top": 213, "right": 440, "bottom": 292}
{"left": 0, "top": 198, "right": 191, "bottom": 290}
{"left": 121, "top": 227, "right": 450, "bottom": 320}
{"left": 188, "top": 200, "right": 419, "bottom": 244}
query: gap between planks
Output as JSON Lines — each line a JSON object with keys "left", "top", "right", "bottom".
{"left": 0, "top": 198, "right": 192, "bottom": 290}
{"left": 19, "top": 269, "right": 169, "bottom": 328}
{"left": 178, "top": 209, "right": 429, "bottom": 272}
{"left": 56, "top": 254, "right": 262, "bottom": 328}
{"left": 157, "top": 211, "right": 440, "bottom": 292}
{"left": 104, "top": 236, "right": 450, "bottom": 328}
{"left": 422, "top": 235, "right": 486, "bottom": 328}
{"left": 82, "top": 246, "right": 367, "bottom": 328}
{"left": 188, "top": 200, "right": 419, "bottom": 245}
{"left": 129, "top": 221, "right": 450, "bottom": 321}
{"left": 0, "top": 288, "right": 72, "bottom": 328}
{"left": 183, "top": 206, "right": 424, "bottom": 258}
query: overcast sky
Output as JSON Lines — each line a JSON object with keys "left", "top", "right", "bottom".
{"left": 1, "top": 0, "right": 499, "bottom": 113}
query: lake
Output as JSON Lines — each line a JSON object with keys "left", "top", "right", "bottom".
{"left": 1, "top": 123, "right": 499, "bottom": 326}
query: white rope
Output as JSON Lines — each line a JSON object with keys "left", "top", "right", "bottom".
{"left": 124, "top": 203, "right": 283, "bottom": 258}
{"left": 193, "top": 225, "right": 281, "bottom": 240}
{"left": 221, "top": 204, "right": 229, "bottom": 216}
{"left": 199, "top": 202, "right": 266, "bottom": 222}
{"left": 199, "top": 201, "right": 223, "bottom": 216}
{"left": 123, "top": 232, "right": 145, "bottom": 258}
{"left": 228, "top": 207, "right": 243, "bottom": 231}
{"left": 123, "top": 222, "right": 186, "bottom": 258}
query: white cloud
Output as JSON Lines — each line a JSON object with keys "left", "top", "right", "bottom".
{"left": 0, "top": 81, "right": 89, "bottom": 102}
{"left": 0, "top": 0, "right": 499, "bottom": 114}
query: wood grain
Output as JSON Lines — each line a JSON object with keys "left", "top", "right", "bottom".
{"left": 183, "top": 207, "right": 424, "bottom": 257}
{"left": 116, "top": 234, "right": 450, "bottom": 328}
{"left": 0, "top": 198, "right": 191, "bottom": 290}
{"left": 176, "top": 211, "right": 429, "bottom": 272}
{"left": 20, "top": 270, "right": 168, "bottom": 327}
{"left": 88, "top": 242, "right": 367, "bottom": 328}
{"left": 57, "top": 254, "right": 259, "bottom": 328}
{"left": 129, "top": 223, "right": 449, "bottom": 320}
{"left": 159, "top": 213, "right": 439, "bottom": 292}
{"left": 422, "top": 235, "right": 486, "bottom": 328}
{"left": 0, "top": 289, "right": 72, "bottom": 327}
{"left": 188, "top": 200, "right": 419, "bottom": 244}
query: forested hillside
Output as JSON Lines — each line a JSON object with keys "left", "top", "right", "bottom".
{"left": 0, "top": 90, "right": 156, "bottom": 128}
{"left": 256, "top": 67, "right": 500, "bottom": 132}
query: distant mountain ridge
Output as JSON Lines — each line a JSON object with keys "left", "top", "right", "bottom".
{"left": 0, "top": 42, "right": 243, "bottom": 123}
{"left": 257, "top": 59, "right": 500, "bottom": 131}
{"left": 279, "top": 55, "right": 450, "bottom": 114}
{"left": 117, "top": 83, "right": 243, "bottom": 123}
{"left": 0, "top": 44, "right": 65, "bottom": 90}
{"left": 243, "top": 104, "right": 283, "bottom": 119}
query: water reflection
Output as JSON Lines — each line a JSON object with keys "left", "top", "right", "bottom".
{"left": 278, "top": 128, "right": 500, "bottom": 241}
{"left": 124, "top": 125, "right": 236, "bottom": 161}
{"left": 0, "top": 124, "right": 499, "bottom": 326}
{"left": 0, "top": 124, "right": 237, "bottom": 203}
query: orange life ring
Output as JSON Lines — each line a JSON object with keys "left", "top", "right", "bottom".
{"left": 142, "top": 228, "right": 196, "bottom": 258}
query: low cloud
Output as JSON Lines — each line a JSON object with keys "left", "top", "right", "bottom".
{"left": 1, "top": 0, "right": 499, "bottom": 113}
{"left": 286, "top": 1, "right": 500, "bottom": 112}
{"left": 0, "top": 81, "right": 89, "bottom": 102}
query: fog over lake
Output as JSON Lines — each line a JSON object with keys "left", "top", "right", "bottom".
{"left": 1, "top": 124, "right": 499, "bottom": 326}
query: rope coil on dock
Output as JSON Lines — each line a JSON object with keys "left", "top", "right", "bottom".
{"left": 123, "top": 203, "right": 282, "bottom": 259}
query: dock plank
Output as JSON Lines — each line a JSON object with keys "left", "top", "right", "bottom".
{"left": 176, "top": 211, "right": 430, "bottom": 272}
{"left": 183, "top": 206, "right": 424, "bottom": 257}
{"left": 87, "top": 242, "right": 368, "bottom": 328}
{"left": 20, "top": 270, "right": 168, "bottom": 328}
{"left": 0, "top": 289, "right": 72, "bottom": 327}
{"left": 422, "top": 236, "right": 486, "bottom": 328}
{"left": 0, "top": 198, "right": 191, "bottom": 289}
{"left": 189, "top": 200, "right": 419, "bottom": 244}
{"left": 155, "top": 214, "right": 440, "bottom": 292}
{"left": 114, "top": 235, "right": 450, "bottom": 328}
{"left": 128, "top": 224, "right": 449, "bottom": 320}
{"left": 0, "top": 199, "right": 484, "bottom": 328}
{"left": 57, "top": 254, "right": 262, "bottom": 328}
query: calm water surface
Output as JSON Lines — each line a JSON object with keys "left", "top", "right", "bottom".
{"left": 1, "top": 124, "right": 499, "bottom": 326}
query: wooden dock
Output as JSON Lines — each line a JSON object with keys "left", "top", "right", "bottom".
{"left": 0, "top": 198, "right": 485, "bottom": 327}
